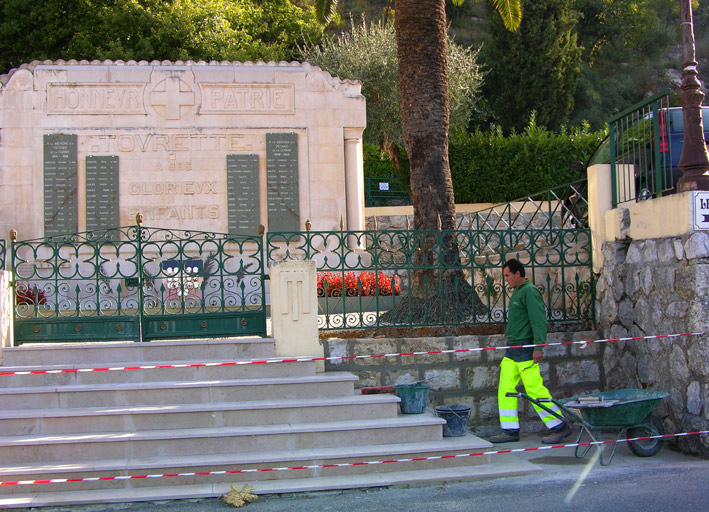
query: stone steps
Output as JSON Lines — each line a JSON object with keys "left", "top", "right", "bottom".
{"left": 0, "top": 457, "right": 542, "bottom": 509}
{"left": 0, "top": 338, "right": 540, "bottom": 508}
{"left": 0, "top": 338, "right": 275, "bottom": 366}
{"left": 0, "top": 373, "right": 358, "bottom": 410}
{"left": 0, "top": 416, "right": 448, "bottom": 464}
{"left": 0, "top": 395, "right": 400, "bottom": 436}
{"left": 0, "top": 432, "right": 492, "bottom": 493}
{"left": 0, "top": 358, "right": 316, "bottom": 387}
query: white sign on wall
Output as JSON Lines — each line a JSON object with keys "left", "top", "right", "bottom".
{"left": 694, "top": 191, "right": 709, "bottom": 231}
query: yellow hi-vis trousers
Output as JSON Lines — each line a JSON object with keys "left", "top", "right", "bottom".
{"left": 498, "top": 357, "right": 563, "bottom": 431}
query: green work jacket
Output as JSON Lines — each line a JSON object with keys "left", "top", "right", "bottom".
{"left": 504, "top": 279, "right": 547, "bottom": 362}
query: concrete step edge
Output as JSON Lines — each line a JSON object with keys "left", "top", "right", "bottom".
{"left": 0, "top": 372, "right": 358, "bottom": 395}
{"left": 0, "top": 415, "right": 445, "bottom": 446}
{"left": 0, "top": 434, "right": 493, "bottom": 475}
{"left": 0, "top": 338, "right": 276, "bottom": 365}
{"left": 0, "top": 394, "right": 400, "bottom": 421}
{"left": 2, "top": 338, "right": 274, "bottom": 352}
{"left": 0, "top": 357, "right": 308, "bottom": 373}
{"left": 0, "top": 457, "right": 543, "bottom": 509}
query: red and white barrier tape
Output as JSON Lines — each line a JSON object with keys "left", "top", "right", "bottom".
{"left": 2, "top": 331, "right": 707, "bottom": 377}
{"left": 1, "top": 430, "right": 707, "bottom": 486}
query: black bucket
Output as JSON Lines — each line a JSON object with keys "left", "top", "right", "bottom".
{"left": 435, "top": 404, "right": 471, "bottom": 437}
{"left": 395, "top": 383, "right": 430, "bottom": 414}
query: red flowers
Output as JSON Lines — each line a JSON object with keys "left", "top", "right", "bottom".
{"left": 317, "top": 271, "right": 401, "bottom": 297}
{"left": 15, "top": 284, "right": 47, "bottom": 305}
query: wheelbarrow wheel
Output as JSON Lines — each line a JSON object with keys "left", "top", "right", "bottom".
{"left": 627, "top": 415, "right": 664, "bottom": 457}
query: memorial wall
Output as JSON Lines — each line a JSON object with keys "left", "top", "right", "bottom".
{"left": 0, "top": 61, "right": 367, "bottom": 239}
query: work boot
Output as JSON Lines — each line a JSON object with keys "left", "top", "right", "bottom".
{"left": 489, "top": 430, "right": 520, "bottom": 443}
{"left": 542, "top": 424, "right": 572, "bottom": 444}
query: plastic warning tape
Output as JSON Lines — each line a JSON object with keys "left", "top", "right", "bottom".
{"left": 0, "top": 430, "right": 707, "bottom": 486}
{"left": 1, "top": 331, "right": 707, "bottom": 377}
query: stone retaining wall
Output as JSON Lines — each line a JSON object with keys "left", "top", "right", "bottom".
{"left": 596, "top": 231, "right": 709, "bottom": 456}
{"left": 322, "top": 330, "right": 601, "bottom": 437}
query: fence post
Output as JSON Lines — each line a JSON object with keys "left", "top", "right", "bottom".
{"left": 610, "top": 123, "right": 618, "bottom": 208}
{"left": 651, "top": 99, "right": 663, "bottom": 197}
{"left": 135, "top": 214, "right": 145, "bottom": 342}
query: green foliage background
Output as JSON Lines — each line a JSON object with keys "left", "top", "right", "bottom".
{"left": 0, "top": 0, "right": 323, "bottom": 73}
{"left": 483, "top": 0, "right": 582, "bottom": 134}
{"left": 365, "top": 119, "right": 607, "bottom": 204}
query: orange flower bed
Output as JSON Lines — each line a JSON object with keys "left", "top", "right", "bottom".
{"left": 317, "top": 271, "right": 401, "bottom": 297}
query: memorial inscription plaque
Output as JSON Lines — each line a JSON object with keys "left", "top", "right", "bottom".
{"left": 85, "top": 155, "right": 119, "bottom": 231}
{"left": 226, "top": 154, "right": 260, "bottom": 235}
{"left": 43, "top": 134, "right": 78, "bottom": 236}
{"left": 266, "top": 133, "right": 299, "bottom": 232}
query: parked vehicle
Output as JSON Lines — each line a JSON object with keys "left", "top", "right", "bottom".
{"left": 587, "top": 106, "right": 709, "bottom": 200}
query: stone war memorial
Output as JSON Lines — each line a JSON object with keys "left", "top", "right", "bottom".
{"left": 0, "top": 60, "right": 367, "bottom": 239}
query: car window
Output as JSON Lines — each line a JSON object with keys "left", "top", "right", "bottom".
{"left": 668, "top": 107, "right": 709, "bottom": 134}
{"left": 588, "top": 136, "right": 611, "bottom": 165}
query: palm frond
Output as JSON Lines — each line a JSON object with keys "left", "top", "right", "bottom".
{"left": 315, "top": 0, "right": 338, "bottom": 25}
{"left": 489, "top": 0, "right": 522, "bottom": 31}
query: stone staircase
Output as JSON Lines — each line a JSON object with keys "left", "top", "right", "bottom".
{"left": 0, "top": 338, "right": 540, "bottom": 508}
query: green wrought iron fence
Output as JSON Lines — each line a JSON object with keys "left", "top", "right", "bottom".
{"left": 267, "top": 182, "right": 593, "bottom": 331}
{"left": 0, "top": 239, "right": 5, "bottom": 270}
{"left": 11, "top": 224, "right": 266, "bottom": 343}
{"left": 606, "top": 90, "right": 673, "bottom": 206}
{"left": 364, "top": 177, "right": 411, "bottom": 207}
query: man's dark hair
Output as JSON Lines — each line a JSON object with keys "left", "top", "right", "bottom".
{"left": 503, "top": 258, "right": 525, "bottom": 277}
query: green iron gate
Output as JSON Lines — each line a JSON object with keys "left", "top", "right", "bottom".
{"left": 10, "top": 224, "right": 266, "bottom": 343}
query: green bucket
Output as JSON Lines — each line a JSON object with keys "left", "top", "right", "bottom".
{"left": 395, "top": 383, "right": 430, "bottom": 414}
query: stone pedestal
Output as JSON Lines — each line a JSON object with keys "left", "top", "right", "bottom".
{"left": 269, "top": 260, "right": 322, "bottom": 371}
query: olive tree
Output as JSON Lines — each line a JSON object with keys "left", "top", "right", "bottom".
{"left": 300, "top": 18, "right": 484, "bottom": 165}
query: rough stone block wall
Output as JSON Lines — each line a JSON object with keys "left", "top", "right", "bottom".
{"left": 596, "top": 231, "right": 709, "bottom": 456}
{"left": 323, "top": 330, "right": 601, "bottom": 437}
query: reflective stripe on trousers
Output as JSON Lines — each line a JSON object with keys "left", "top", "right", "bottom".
{"left": 498, "top": 356, "right": 563, "bottom": 430}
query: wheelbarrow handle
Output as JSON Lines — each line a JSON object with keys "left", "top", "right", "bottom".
{"left": 506, "top": 392, "right": 550, "bottom": 402}
{"left": 507, "top": 391, "right": 587, "bottom": 426}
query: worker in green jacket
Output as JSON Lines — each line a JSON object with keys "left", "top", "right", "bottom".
{"left": 488, "top": 258, "right": 572, "bottom": 444}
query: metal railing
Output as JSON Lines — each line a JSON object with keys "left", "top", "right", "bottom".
{"left": 0, "top": 239, "right": 5, "bottom": 271}
{"left": 464, "top": 179, "right": 589, "bottom": 231}
{"left": 10, "top": 224, "right": 266, "bottom": 343}
{"left": 608, "top": 90, "right": 672, "bottom": 206}
{"left": 267, "top": 183, "right": 593, "bottom": 332}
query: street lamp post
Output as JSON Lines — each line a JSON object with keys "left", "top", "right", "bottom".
{"left": 677, "top": 0, "right": 709, "bottom": 192}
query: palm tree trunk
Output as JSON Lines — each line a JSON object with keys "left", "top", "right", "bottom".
{"left": 395, "top": 0, "right": 456, "bottom": 233}
{"left": 395, "top": 0, "right": 462, "bottom": 300}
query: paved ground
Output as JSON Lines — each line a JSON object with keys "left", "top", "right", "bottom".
{"left": 15, "top": 431, "right": 709, "bottom": 512}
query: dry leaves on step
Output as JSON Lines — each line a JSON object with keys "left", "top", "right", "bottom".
{"left": 222, "top": 483, "right": 259, "bottom": 508}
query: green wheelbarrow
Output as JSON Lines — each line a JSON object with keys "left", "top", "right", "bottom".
{"left": 507, "top": 388, "right": 669, "bottom": 466}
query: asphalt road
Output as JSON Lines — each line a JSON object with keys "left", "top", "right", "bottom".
{"left": 15, "top": 441, "right": 709, "bottom": 512}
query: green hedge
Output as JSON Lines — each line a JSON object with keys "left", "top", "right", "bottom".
{"left": 364, "top": 124, "right": 607, "bottom": 204}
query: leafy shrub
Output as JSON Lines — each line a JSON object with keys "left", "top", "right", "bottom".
{"left": 449, "top": 121, "right": 606, "bottom": 203}
{"left": 317, "top": 271, "right": 401, "bottom": 297}
{"left": 364, "top": 121, "right": 607, "bottom": 204}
